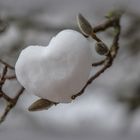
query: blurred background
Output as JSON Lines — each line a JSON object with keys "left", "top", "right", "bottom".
{"left": 0, "top": 0, "right": 140, "bottom": 140}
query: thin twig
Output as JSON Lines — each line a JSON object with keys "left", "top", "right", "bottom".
{"left": 5, "top": 75, "right": 16, "bottom": 80}
{"left": 71, "top": 12, "right": 121, "bottom": 100}
{"left": 72, "top": 57, "right": 112, "bottom": 99}
{"left": 0, "top": 91, "right": 12, "bottom": 102}
{"left": 92, "top": 60, "right": 105, "bottom": 66}
{"left": 0, "top": 66, "right": 8, "bottom": 89}
{"left": 14, "top": 87, "right": 25, "bottom": 101}
{"left": 0, "top": 60, "right": 24, "bottom": 123}
{"left": 0, "top": 87, "right": 24, "bottom": 123}
{"left": 0, "top": 103, "right": 13, "bottom": 123}
{"left": 93, "top": 17, "right": 117, "bottom": 33}
{"left": 0, "top": 59, "right": 14, "bottom": 70}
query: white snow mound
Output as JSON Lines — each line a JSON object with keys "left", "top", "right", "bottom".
{"left": 15, "top": 29, "right": 92, "bottom": 103}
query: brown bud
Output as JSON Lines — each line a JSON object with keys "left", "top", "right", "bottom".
{"left": 28, "top": 98, "right": 57, "bottom": 111}
{"left": 77, "top": 13, "right": 92, "bottom": 37}
{"left": 95, "top": 42, "right": 109, "bottom": 55}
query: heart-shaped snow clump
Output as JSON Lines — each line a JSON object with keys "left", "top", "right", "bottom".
{"left": 15, "top": 30, "right": 92, "bottom": 103}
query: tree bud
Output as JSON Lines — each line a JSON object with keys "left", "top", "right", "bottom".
{"left": 28, "top": 99, "right": 56, "bottom": 111}
{"left": 77, "top": 14, "right": 92, "bottom": 37}
{"left": 95, "top": 42, "right": 109, "bottom": 55}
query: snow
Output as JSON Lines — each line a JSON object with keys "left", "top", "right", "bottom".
{"left": 15, "top": 29, "right": 92, "bottom": 103}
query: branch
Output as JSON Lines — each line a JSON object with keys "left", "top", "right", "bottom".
{"left": 92, "top": 59, "right": 105, "bottom": 66}
{"left": 29, "top": 11, "right": 122, "bottom": 111}
{"left": 71, "top": 12, "right": 121, "bottom": 100}
{"left": 0, "top": 59, "right": 14, "bottom": 70}
{"left": 0, "top": 59, "right": 24, "bottom": 124}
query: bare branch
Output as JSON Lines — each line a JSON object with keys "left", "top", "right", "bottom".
{"left": 5, "top": 75, "right": 16, "bottom": 80}
{"left": 0, "top": 59, "right": 24, "bottom": 124}
{"left": 0, "top": 59, "right": 14, "bottom": 70}
{"left": 0, "top": 87, "right": 24, "bottom": 124}
{"left": 92, "top": 60, "right": 105, "bottom": 67}
{"left": 71, "top": 11, "right": 121, "bottom": 100}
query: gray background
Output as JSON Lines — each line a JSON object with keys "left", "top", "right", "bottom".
{"left": 0, "top": 0, "right": 140, "bottom": 140}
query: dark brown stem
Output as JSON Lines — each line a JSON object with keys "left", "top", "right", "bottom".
{"left": 91, "top": 31, "right": 102, "bottom": 42}
{"left": 5, "top": 75, "right": 16, "bottom": 80}
{"left": 72, "top": 13, "right": 121, "bottom": 100}
{"left": 0, "top": 91, "right": 12, "bottom": 102}
{"left": 0, "top": 59, "right": 14, "bottom": 70}
{"left": 92, "top": 60, "right": 105, "bottom": 66}
{"left": 0, "top": 66, "right": 8, "bottom": 90}
{"left": 72, "top": 57, "right": 112, "bottom": 99}
{"left": 93, "top": 17, "right": 117, "bottom": 33}
{"left": 0, "top": 87, "right": 24, "bottom": 123}
{"left": 0, "top": 59, "right": 24, "bottom": 124}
